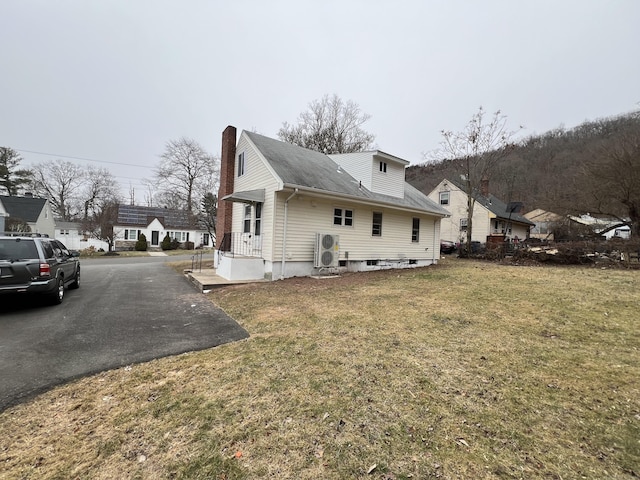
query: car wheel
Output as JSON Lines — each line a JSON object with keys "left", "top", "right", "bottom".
{"left": 69, "top": 268, "right": 80, "bottom": 289}
{"left": 49, "top": 276, "right": 64, "bottom": 305}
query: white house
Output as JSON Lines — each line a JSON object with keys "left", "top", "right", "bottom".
{"left": 54, "top": 220, "right": 110, "bottom": 251}
{"left": 0, "top": 194, "right": 55, "bottom": 236}
{"left": 427, "top": 178, "right": 534, "bottom": 245}
{"left": 215, "top": 126, "right": 450, "bottom": 281}
{"left": 568, "top": 214, "right": 631, "bottom": 240}
{"left": 113, "top": 205, "right": 213, "bottom": 250}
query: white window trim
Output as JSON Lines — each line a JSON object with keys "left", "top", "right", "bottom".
{"left": 238, "top": 152, "right": 245, "bottom": 177}
{"left": 333, "top": 207, "right": 354, "bottom": 227}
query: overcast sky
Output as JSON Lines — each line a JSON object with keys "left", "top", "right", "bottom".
{"left": 1, "top": 0, "right": 638, "bottom": 198}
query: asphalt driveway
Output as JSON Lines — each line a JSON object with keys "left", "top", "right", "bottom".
{"left": 0, "top": 256, "right": 249, "bottom": 411}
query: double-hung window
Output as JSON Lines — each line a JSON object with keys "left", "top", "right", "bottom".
{"left": 237, "top": 152, "right": 245, "bottom": 177}
{"left": 372, "top": 212, "right": 382, "bottom": 236}
{"left": 333, "top": 208, "right": 353, "bottom": 227}
{"left": 254, "top": 203, "right": 262, "bottom": 235}
{"left": 243, "top": 204, "right": 252, "bottom": 233}
{"left": 125, "top": 229, "right": 138, "bottom": 240}
{"left": 439, "top": 191, "right": 449, "bottom": 205}
{"left": 412, "top": 218, "right": 420, "bottom": 242}
{"left": 168, "top": 231, "right": 188, "bottom": 242}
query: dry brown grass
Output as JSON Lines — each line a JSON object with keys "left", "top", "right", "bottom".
{"left": 1, "top": 258, "right": 638, "bottom": 479}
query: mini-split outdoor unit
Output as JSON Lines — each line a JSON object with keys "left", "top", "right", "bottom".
{"left": 314, "top": 233, "right": 339, "bottom": 268}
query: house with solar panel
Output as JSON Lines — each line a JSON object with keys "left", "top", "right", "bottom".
{"left": 215, "top": 126, "right": 450, "bottom": 281}
{"left": 113, "top": 204, "right": 213, "bottom": 251}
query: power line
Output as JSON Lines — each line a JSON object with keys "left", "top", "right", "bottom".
{"left": 15, "top": 149, "right": 153, "bottom": 169}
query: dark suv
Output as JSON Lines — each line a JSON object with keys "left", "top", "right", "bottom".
{"left": 0, "top": 233, "right": 80, "bottom": 305}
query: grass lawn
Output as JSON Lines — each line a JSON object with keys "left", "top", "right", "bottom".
{"left": 1, "top": 258, "right": 638, "bottom": 479}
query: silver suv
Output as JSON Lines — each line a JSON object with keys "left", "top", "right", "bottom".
{"left": 0, "top": 234, "right": 80, "bottom": 305}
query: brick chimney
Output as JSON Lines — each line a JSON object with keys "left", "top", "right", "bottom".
{"left": 480, "top": 176, "right": 489, "bottom": 197}
{"left": 216, "top": 126, "right": 236, "bottom": 251}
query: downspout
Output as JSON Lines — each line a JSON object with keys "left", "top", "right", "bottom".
{"left": 281, "top": 188, "right": 299, "bottom": 280}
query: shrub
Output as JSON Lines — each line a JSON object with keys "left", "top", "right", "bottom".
{"left": 183, "top": 241, "right": 194, "bottom": 250}
{"left": 80, "top": 246, "right": 97, "bottom": 257}
{"left": 135, "top": 233, "right": 148, "bottom": 251}
{"left": 161, "top": 233, "right": 173, "bottom": 251}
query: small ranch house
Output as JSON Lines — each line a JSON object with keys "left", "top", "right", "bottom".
{"left": 113, "top": 205, "right": 213, "bottom": 250}
{"left": 216, "top": 126, "right": 450, "bottom": 281}
{"left": 428, "top": 178, "right": 534, "bottom": 245}
{"left": 0, "top": 194, "right": 55, "bottom": 236}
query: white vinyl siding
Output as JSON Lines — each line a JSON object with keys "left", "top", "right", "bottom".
{"left": 230, "top": 133, "right": 282, "bottom": 261}
{"left": 428, "top": 180, "right": 490, "bottom": 243}
{"left": 272, "top": 194, "right": 439, "bottom": 263}
{"left": 371, "top": 159, "right": 404, "bottom": 198}
{"left": 329, "top": 152, "right": 406, "bottom": 198}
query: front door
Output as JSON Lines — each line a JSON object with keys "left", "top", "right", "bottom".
{"left": 151, "top": 231, "right": 159, "bottom": 246}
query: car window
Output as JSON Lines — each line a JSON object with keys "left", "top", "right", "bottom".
{"left": 54, "top": 240, "right": 70, "bottom": 257}
{"left": 51, "top": 241, "right": 63, "bottom": 257}
{"left": 0, "top": 239, "right": 39, "bottom": 260}
{"left": 42, "top": 241, "right": 55, "bottom": 259}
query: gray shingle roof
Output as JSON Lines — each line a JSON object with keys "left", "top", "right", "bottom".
{"left": 448, "top": 179, "right": 534, "bottom": 226}
{"left": 0, "top": 195, "right": 47, "bottom": 222}
{"left": 244, "top": 131, "right": 449, "bottom": 216}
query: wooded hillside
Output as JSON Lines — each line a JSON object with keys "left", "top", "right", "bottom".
{"left": 407, "top": 110, "right": 640, "bottom": 228}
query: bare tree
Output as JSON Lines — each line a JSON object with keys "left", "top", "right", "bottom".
{"left": 77, "top": 167, "right": 121, "bottom": 250}
{"left": 577, "top": 112, "right": 640, "bottom": 236}
{"left": 82, "top": 200, "right": 120, "bottom": 252}
{"left": 154, "top": 138, "right": 219, "bottom": 213}
{"left": 278, "top": 94, "right": 376, "bottom": 154}
{"left": 0, "top": 147, "right": 32, "bottom": 196}
{"left": 30, "top": 159, "right": 85, "bottom": 220}
{"left": 82, "top": 166, "right": 121, "bottom": 219}
{"left": 432, "top": 107, "right": 521, "bottom": 253}
{"left": 5, "top": 217, "right": 31, "bottom": 232}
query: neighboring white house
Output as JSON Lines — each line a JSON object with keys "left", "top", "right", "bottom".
{"left": 0, "top": 194, "right": 55, "bottom": 236}
{"left": 54, "top": 220, "right": 110, "bottom": 251}
{"left": 215, "top": 126, "right": 450, "bottom": 281}
{"left": 568, "top": 214, "right": 631, "bottom": 240}
{"left": 427, "top": 179, "right": 534, "bottom": 245}
{"left": 113, "top": 204, "right": 213, "bottom": 250}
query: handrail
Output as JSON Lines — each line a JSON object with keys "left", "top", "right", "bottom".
{"left": 218, "top": 232, "right": 262, "bottom": 258}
